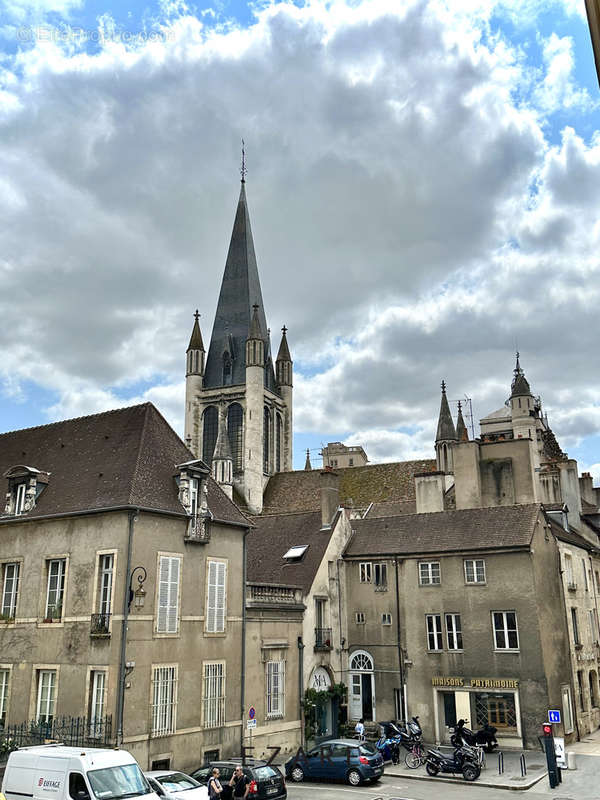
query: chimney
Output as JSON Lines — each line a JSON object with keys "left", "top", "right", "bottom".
{"left": 414, "top": 472, "right": 445, "bottom": 514}
{"left": 580, "top": 472, "right": 595, "bottom": 505}
{"left": 320, "top": 467, "right": 340, "bottom": 529}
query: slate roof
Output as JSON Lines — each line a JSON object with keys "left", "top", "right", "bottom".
{"left": 546, "top": 519, "right": 596, "bottom": 551}
{"left": 246, "top": 510, "right": 331, "bottom": 593}
{"left": 366, "top": 500, "right": 416, "bottom": 517}
{"left": 204, "top": 182, "right": 278, "bottom": 394}
{"left": 262, "top": 460, "right": 436, "bottom": 514}
{"left": 344, "top": 504, "right": 541, "bottom": 557}
{"left": 187, "top": 314, "right": 205, "bottom": 351}
{"left": 0, "top": 403, "right": 248, "bottom": 525}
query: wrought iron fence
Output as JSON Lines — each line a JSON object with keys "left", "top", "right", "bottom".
{"left": 90, "top": 613, "right": 111, "bottom": 636}
{"left": 315, "top": 627, "right": 333, "bottom": 650}
{"left": 1, "top": 715, "right": 113, "bottom": 748}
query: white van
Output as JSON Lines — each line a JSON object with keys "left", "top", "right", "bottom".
{"left": 1, "top": 746, "right": 158, "bottom": 800}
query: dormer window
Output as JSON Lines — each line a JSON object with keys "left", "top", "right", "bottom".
{"left": 176, "top": 460, "right": 212, "bottom": 543}
{"left": 3, "top": 465, "right": 49, "bottom": 517}
{"left": 283, "top": 545, "right": 308, "bottom": 563}
{"left": 189, "top": 478, "right": 198, "bottom": 517}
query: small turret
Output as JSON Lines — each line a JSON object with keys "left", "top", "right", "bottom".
{"left": 435, "top": 380, "right": 457, "bottom": 473}
{"left": 184, "top": 310, "right": 205, "bottom": 450}
{"left": 211, "top": 404, "right": 233, "bottom": 499}
{"left": 456, "top": 400, "right": 469, "bottom": 442}
{"left": 245, "top": 304, "right": 265, "bottom": 367}
{"left": 276, "top": 326, "right": 293, "bottom": 386}
{"left": 186, "top": 310, "right": 205, "bottom": 377}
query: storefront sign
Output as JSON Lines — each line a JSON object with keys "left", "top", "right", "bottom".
{"left": 310, "top": 667, "right": 332, "bottom": 690}
{"left": 432, "top": 676, "right": 519, "bottom": 689}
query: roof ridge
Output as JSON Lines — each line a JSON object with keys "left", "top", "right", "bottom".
{"left": 355, "top": 502, "right": 541, "bottom": 524}
{"left": 0, "top": 402, "right": 153, "bottom": 438}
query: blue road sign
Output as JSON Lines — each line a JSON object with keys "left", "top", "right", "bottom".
{"left": 248, "top": 706, "right": 256, "bottom": 720}
{"left": 548, "top": 709, "right": 561, "bottom": 724}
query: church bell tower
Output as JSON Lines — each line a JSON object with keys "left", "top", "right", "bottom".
{"left": 184, "top": 154, "right": 293, "bottom": 513}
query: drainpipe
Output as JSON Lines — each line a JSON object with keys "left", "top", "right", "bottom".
{"left": 116, "top": 509, "right": 138, "bottom": 745}
{"left": 298, "top": 636, "right": 305, "bottom": 747}
{"left": 241, "top": 527, "right": 249, "bottom": 753}
{"left": 394, "top": 556, "right": 406, "bottom": 720}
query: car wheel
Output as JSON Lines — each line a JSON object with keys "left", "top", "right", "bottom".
{"left": 290, "top": 766, "right": 305, "bottom": 782}
{"left": 426, "top": 762, "right": 440, "bottom": 777}
{"left": 347, "top": 769, "right": 362, "bottom": 786}
{"left": 462, "top": 764, "right": 480, "bottom": 782}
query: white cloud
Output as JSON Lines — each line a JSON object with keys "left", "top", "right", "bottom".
{"left": 533, "top": 33, "right": 594, "bottom": 114}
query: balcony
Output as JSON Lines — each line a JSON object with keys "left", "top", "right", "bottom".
{"left": 185, "top": 515, "right": 211, "bottom": 543}
{"left": 374, "top": 583, "right": 388, "bottom": 593}
{"left": 247, "top": 583, "right": 303, "bottom": 607}
{"left": 315, "top": 627, "right": 333, "bottom": 651}
{"left": 90, "top": 613, "right": 111, "bottom": 637}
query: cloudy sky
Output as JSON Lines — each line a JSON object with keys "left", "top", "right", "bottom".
{"left": 1, "top": 0, "right": 599, "bottom": 477}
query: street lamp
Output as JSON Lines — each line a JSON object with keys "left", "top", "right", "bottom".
{"left": 128, "top": 566, "right": 147, "bottom": 611}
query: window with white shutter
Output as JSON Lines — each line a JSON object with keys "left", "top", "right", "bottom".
{"left": 157, "top": 556, "right": 181, "bottom": 634}
{"left": 205, "top": 560, "right": 227, "bottom": 633}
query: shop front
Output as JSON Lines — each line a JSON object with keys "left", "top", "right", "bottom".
{"left": 305, "top": 666, "right": 338, "bottom": 745}
{"left": 432, "top": 676, "right": 522, "bottom": 748}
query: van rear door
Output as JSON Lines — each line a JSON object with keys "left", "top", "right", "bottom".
{"left": 33, "top": 757, "right": 68, "bottom": 800}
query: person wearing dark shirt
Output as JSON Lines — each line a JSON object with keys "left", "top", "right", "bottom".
{"left": 229, "top": 766, "right": 250, "bottom": 799}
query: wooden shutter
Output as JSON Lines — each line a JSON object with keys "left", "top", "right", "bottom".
{"left": 158, "top": 556, "right": 180, "bottom": 634}
{"left": 206, "top": 561, "right": 227, "bottom": 633}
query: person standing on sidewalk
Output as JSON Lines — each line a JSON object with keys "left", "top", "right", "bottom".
{"left": 229, "top": 766, "right": 250, "bottom": 799}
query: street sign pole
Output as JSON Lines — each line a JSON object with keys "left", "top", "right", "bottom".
{"left": 542, "top": 723, "right": 562, "bottom": 788}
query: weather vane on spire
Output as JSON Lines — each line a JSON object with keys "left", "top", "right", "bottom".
{"left": 241, "top": 139, "right": 247, "bottom": 183}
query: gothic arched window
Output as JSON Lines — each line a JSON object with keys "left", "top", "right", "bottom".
{"left": 263, "top": 406, "right": 271, "bottom": 474}
{"left": 275, "top": 413, "right": 282, "bottom": 472}
{"left": 227, "top": 403, "right": 243, "bottom": 473}
{"left": 202, "top": 406, "right": 218, "bottom": 465}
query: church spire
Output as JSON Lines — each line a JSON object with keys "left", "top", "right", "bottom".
{"left": 456, "top": 400, "right": 469, "bottom": 442}
{"left": 436, "top": 381, "right": 457, "bottom": 442}
{"left": 276, "top": 325, "right": 292, "bottom": 387}
{"left": 304, "top": 448, "right": 312, "bottom": 471}
{"left": 510, "top": 351, "right": 531, "bottom": 397}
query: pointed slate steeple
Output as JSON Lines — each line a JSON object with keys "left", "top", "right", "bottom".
{"left": 204, "top": 181, "right": 277, "bottom": 392}
{"left": 304, "top": 449, "right": 312, "bottom": 471}
{"left": 276, "top": 325, "right": 292, "bottom": 387}
{"left": 510, "top": 351, "right": 531, "bottom": 398}
{"left": 456, "top": 400, "right": 469, "bottom": 442}
{"left": 187, "top": 310, "right": 204, "bottom": 352}
{"left": 436, "top": 381, "right": 457, "bottom": 442}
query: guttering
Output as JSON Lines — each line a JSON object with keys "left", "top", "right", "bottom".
{"left": 394, "top": 556, "right": 407, "bottom": 720}
{"left": 240, "top": 526, "right": 250, "bottom": 752}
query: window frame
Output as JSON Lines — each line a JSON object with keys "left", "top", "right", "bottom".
{"left": 359, "top": 562, "right": 372, "bottom": 583}
{"left": 36, "top": 669, "right": 57, "bottom": 723}
{"left": 374, "top": 563, "right": 388, "bottom": 589}
{"left": 419, "top": 561, "right": 441, "bottom": 586}
{"left": 14, "top": 483, "right": 27, "bottom": 516}
{"left": 88, "top": 669, "right": 107, "bottom": 738}
{"left": 426, "top": 614, "right": 443, "bottom": 651}
{"left": 156, "top": 553, "right": 182, "bottom": 636}
{"left": 381, "top": 613, "right": 392, "bottom": 626}
{"left": 202, "top": 661, "right": 225, "bottom": 729}
{"left": 571, "top": 607, "right": 581, "bottom": 646}
{"left": 44, "top": 558, "right": 66, "bottom": 621}
{"left": 151, "top": 664, "right": 178, "bottom": 737}
{"left": 492, "top": 611, "right": 519, "bottom": 651}
{"left": 0, "top": 666, "right": 11, "bottom": 731}
{"left": 266, "top": 660, "right": 285, "bottom": 719}
{"left": 445, "top": 613, "right": 463, "bottom": 651}
{"left": 205, "top": 559, "right": 227, "bottom": 634}
{"left": 355, "top": 611, "right": 365, "bottom": 624}
{"left": 464, "top": 559, "right": 486, "bottom": 585}
{"left": 1, "top": 561, "right": 20, "bottom": 619}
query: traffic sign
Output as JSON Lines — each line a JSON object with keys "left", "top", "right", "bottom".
{"left": 247, "top": 719, "right": 257, "bottom": 729}
{"left": 548, "top": 710, "right": 561, "bottom": 724}
{"left": 248, "top": 707, "right": 256, "bottom": 720}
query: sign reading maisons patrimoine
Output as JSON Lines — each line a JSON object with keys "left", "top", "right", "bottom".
{"left": 432, "top": 677, "right": 520, "bottom": 689}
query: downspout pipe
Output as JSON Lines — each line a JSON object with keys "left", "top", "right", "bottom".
{"left": 241, "top": 527, "right": 249, "bottom": 753}
{"left": 298, "top": 636, "right": 305, "bottom": 747}
{"left": 394, "top": 556, "right": 406, "bottom": 720}
{"left": 116, "top": 508, "right": 138, "bottom": 745}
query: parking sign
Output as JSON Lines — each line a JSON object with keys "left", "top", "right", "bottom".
{"left": 548, "top": 710, "right": 561, "bottom": 724}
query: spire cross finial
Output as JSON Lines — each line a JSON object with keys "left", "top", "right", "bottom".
{"left": 441, "top": 379, "right": 446, "bottom": 393}
{"left": 194, "top": 309, "right": 200, "bottom": 322}
{"left": 281, "top": 325, "right": 287, "bottom": 336}
{"left": 240, "top": 139, "right": 247, "bottom": 183}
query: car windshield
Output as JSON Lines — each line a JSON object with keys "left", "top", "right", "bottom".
{"left": 88, "top": 764, "right": 150, "bottom": 800}
{"left": 156, "top": 774, "right": 200, "bottom": 792}
{"left": 253, "top": 767, "right": 278, "bottom": 780}
{"left": 359, "top": 744, "right": 377, "bottom": 755}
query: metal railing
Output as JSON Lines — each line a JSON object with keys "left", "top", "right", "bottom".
{"left": 2, "top": 715, "right": 112, "bottom": 748}
{"left": 185, "top": 515, "right": 211, "bottom": 543}
{"left": 315, "top": 627, "right": 333, "bottom": 650}
{"left": 90, "top": 612, "right": 111, "bottom": 636}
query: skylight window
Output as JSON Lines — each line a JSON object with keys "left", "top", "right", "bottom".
{"left": 283, "top": 545, "right": 308, "bottom": 562}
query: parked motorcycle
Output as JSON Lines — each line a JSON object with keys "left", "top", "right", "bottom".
{"left": 450, "top": 718, "right": 498, "bottom": 752}
{"left": 425, "top": 744, "right": 481, "bottom": 781}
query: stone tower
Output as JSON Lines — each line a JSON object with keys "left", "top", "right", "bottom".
{"left": 185, "top": 176, "right": 293, "bottom": 513}
{"left": 435, "top": 380, "right": 458, "bottom": 473}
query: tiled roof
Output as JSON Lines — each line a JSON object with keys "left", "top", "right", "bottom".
{"left": 366, "top": 500, "right": 416, "bottom": 518}
{"left": 262, "top": 459, "right": 436, "bottom": 514}
{"left": 547, "top": 519, "right": 595, "bottom": 551}
{"left": 344, "top": 504, "right": 540, "bottom": 557}
{"left": 247, "top": 510, "right": 331, "bottom": 593}
{"left": 0, "top": 403, "right": 248, "bottom": 525}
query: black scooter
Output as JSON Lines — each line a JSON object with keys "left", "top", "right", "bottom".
{"left": 450, "top": 718, "right": 498, "bottom": 752}
{"left": 425, "top": 744, "right": 481, "bottom": 781}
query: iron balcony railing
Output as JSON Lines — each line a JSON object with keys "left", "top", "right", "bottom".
{"left": 315, "top": 627, "right": 333, "bottom": 651}
{"left": 185, "top": 515, "right": 211, "bottom": 543}
{"left": 90, "top": 612, "right": 111, "bottom": 637}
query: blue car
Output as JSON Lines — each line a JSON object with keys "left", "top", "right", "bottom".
{"left": 285, "top": 739, "right": 384, "bottom": 786}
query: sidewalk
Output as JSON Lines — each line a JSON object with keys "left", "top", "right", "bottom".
{"left": 385, "top": 746, "right": 547, "bottom": 791}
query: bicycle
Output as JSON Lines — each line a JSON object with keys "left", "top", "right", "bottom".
{"left": 404, "top": 740, "right": 426, "bottom": 769}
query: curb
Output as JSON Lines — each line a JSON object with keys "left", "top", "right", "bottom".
{"left": 384, "top": 768, "right": 548, "bottom": 791}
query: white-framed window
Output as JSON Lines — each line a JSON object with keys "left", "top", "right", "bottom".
{"left": 36, "top": 670, "right": 57, "bottom": 723}
{"left": 202, "top": 662, "right": 225, "bottom": 728}
{"left": 492, "top": 611, "right": 519, "bottom": 650}
{"left": 152, "top": 665, "right": 178, "bottom": 737}
{"left": 419, "top": 562, "right": 441, "bottom": 585}
{"left": 14, "top": 483, "right": 27, "bottom": 516}
{"left": 157, "top": 555, "right": 181, "bottom": 634}
{"left": 374, "top": 563, "right": 387, "bottom": 589}
{"left": 89, "top": 670, "right": 107, "bottom": 738}
{"left": 0, "top": 669, "right": 10, "bottom": 730}
{"left": 565, "top": 554, "right": 575, "bottom": 588}
{"left": 45, "top": 559, "right": 66, "bottom": 620}
{"left": 426, "top": 614, "right": 443, "bottom": 650}
{"left": 266, "top": 661, "right": 285, "bottom": 718}
{"left": 446, "top": 613, "right": 463, "bottom": 650}
{"left": 583, "top": 560, "right": 589, "bottom": 591}
{"left": 1, "top": 562, "right": 20, "bottom": 619}
{"left": 572, "top": 608, "right": 581, "bottom": 645}
{"left": 359, "top": 563, "right": 372, "bottom": 583}
{"left": 355, "top": 612, "right": 365, "bottom": 624}
{"left": 97, "top": 554, "right": 114, "bottom": 616}
{"left": 205, "top": 560, "right": 227, "bottom": 633}
{"left": 382, "top": 613, "right": 392, "bottom": 626}
{"left": 189, "top": 478, "right": 198, "bottom": 517}
{"left": 464, "top": 559, "right": 486, "bottom": 584}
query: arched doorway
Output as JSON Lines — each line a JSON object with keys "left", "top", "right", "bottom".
{"left": 349, "top": 651, "right": 375, "bottom": 721}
